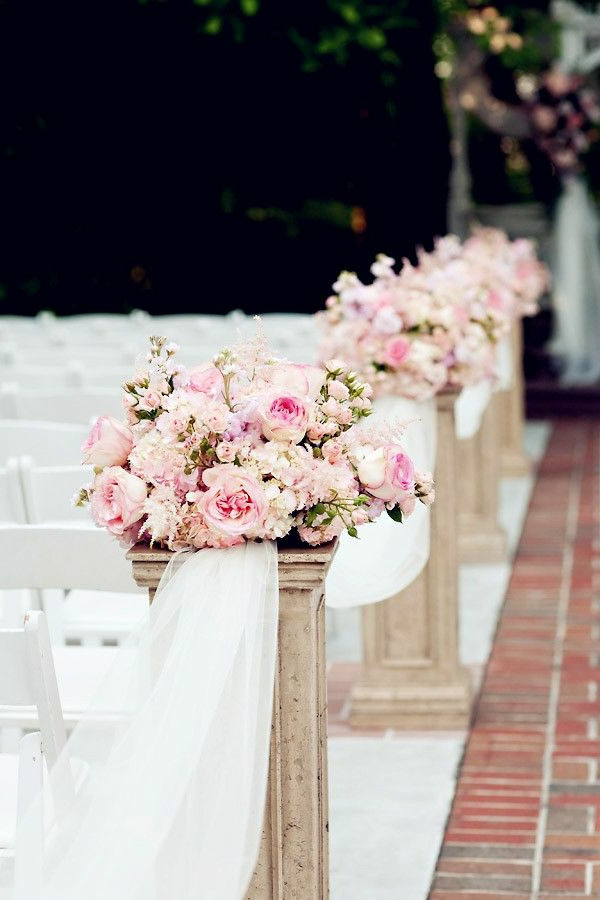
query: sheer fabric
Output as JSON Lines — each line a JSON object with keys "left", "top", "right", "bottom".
{"left": 10, "top": 541, "right": 279, "bottom": 900}
{"left": 326, "top": 396, "right": 436, "bottom": 608}
{"left": 551, "top": 175, "right": 600, "bottom": 384}
{"left": 454, "top": 380, "right": 492, "bottom": 441}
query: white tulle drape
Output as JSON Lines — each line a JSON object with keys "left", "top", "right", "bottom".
{"left": 551, "top": 175, "right": 600, "bottom": 384}
{"left": 11, "top": 541, "right": 279, "bottom": 900}
{"left": 326, "top": 395, "right": 436, "bottom": 607}
{"left": 454, "top": 379, "right": 492, "bottom": 441}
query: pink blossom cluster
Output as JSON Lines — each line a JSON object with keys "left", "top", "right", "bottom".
{"left": 318, "top": 228, "right": 549, "bottom": 401}
{"left": 526, "top": 68, "right": 600, "bottom": 175}
{"left": 77, "top": 335, "right": 434, "bottom": 550}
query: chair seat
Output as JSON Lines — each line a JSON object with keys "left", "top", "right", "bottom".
{"left": 62, "top": 590, "right": 147, "bottom": 639}
{"left": 0, "top": 647, "right": 123, "bottom": 729}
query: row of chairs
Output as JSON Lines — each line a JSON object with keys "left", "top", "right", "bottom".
{"left": 0, "top": 522, "right": 150, "bottom": 894}
{"left": 0, "top": 453, "right": 144, "bottom": 645}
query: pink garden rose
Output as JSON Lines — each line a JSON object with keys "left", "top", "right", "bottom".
{"left": 356, "top": 444, "right": 415, "bottom": 502}
{"left": 82, "top": 416, "right": 134, "bottom": 468}
{"left": 198, "top": 466, "right": 267, "bottom": 536}
{"left": 383, "top": 336, "right": 411, "bottom": 369}
{"left": 260, "top": 393, "right": 309, "bottom": 443}
{"left": 90, "top": 466, "right": 147, "bottom": 536}
{"left": 187, "top": 365, "right": 223, "bottom": 398}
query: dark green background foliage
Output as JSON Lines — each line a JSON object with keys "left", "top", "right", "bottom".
{"left": 0, "top": 0, "right": 450, "bottom": 316}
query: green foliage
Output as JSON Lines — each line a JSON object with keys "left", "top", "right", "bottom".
{"left": 138, "top": 0, "right": 414, "bottom": 76}
{"left": 386, "top": 505, "right": 403, "bottom": 522}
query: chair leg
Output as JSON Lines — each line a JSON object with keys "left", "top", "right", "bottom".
{"left": 14, "top": 732, "right": 43, "bottom": 900}
{"left": 0, "top": 727, "right": 22, "bottom": 754}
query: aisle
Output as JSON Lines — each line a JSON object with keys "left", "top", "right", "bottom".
{"left": 325, "top": 424, "right": 549, "bottom": 898}
{"left": 431, "top": 420, "right": 600, "bottom": 898}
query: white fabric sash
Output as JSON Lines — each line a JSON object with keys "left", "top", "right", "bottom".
{"left": 12, "top": 542, "right": 279, "bottom": 900}
{"left": 551, "top": 175, "right": 600, "bottom": 384}
{"left": 496, "top": 335, "right": 513, "bottom": 393}
{"left": 326, "top": 395, "right": 436, "bottom": 608}
{"left": 454, "top": 380, "right": 492, "bottom": 441}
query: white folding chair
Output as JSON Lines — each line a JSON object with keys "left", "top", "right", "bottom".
{"left": 0, "top": 525, "right": 143, "bottom": 733}
{"left": 0, "top": 362, "right": 83, "bottom": 390}
{"left": 0, "top": 420, "right": 88, "bottom": 466}
{"left": 0, "top": 461, "right": 26, "bottom": 525}
{"left": 0, "top": 461, "right": 30, "bottom": 631}
{"left": 0, "top": 385, "right": 123, "bottom": 424}
{"left": 18, "top": 461, "right": 147, "bottom": 646}
{"left": 0, "top": 610, "right": 78, "bottom": 898}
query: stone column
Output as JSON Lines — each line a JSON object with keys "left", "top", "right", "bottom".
{"left": 127, "top": 539, "right": 337, "bottom": 900}
{"left": 457, "top": 391, "right": 507, "bottom": 564}
{"left": 499, "top": 320, "right": 530, "bottom": 477}
{"left": 348, "top": 387, "right": 471, "bottom": 730}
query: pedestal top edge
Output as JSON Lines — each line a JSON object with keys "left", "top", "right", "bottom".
{"left": 127, "top": 538, "right": 338, "bottom": 565}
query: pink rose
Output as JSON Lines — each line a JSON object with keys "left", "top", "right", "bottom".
{"left": 383, "top": 336, "right": 411, "bottom": 369}
{"left": 187, "top": 365, "right": 223, "bottom": 398}
{"left": 82, "top": 416, "right": 134, "bottom": 467}
{"left": 260, "top": 393, "right": 309, "bottom": 443}
{"left": 90, "top": 466, "right": 147, "bottom": 536}
{"left": 356, "top": 444, "right": 415, "bottom": 502}
{"left": 198, "top": 466, "right": 267, "bottom": 536}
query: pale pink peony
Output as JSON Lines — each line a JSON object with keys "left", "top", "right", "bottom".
{"left": 198, "top": 466, "right": 267, "bottom": 536}
{"left": 82, "top": 416, "right": 134, "bottom": 468}
{"left": 187, "top": 365, "right": 224, "bottom": 398}
{"left": 265, "top": 363, "right": 325, "bottom": 399}
{"left": 383, "top": 336, "right": 411, "bottom": 369}
{"left": 90, "top": 466, "right": 147, "bottom": 536}
{"left": 260, "top": 393, "right": 309, "bottom": 443}
{"left": 356, "top": 444, "right": 415, "bottom": 502}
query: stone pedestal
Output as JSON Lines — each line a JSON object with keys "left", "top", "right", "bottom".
{"left": 457, "top": 392, "right": 508, "bottom": 564}
{"left": 499, "top": 321, "right": 530, "bottom": 477}
{"left": 348, "top": 387, "right": 471, "bottom": 730}
{"left": 127, "top": 539, "right": 337, "bottom": 900}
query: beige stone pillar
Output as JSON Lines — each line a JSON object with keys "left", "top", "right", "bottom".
{"left": 127, "top": 539, "right": 337, "bottom": 900}
{"left": 457, "top": 391, "right": 507, "bottom": 564}
{"left": 499, "top": 320, "right": 530, "bottom": 477}
{"left": 348, "top": 387, "right": 471, "bottom": 730}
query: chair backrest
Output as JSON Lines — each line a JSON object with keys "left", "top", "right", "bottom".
{"left": 19, "top": 459, "right": 93, "bottom": 525}
{"left": 0, "top": 420, "right": 88, "bottom": 465}
{"left": 0, "top": 362, "right": 83, "bottom": 390}
{"left": 0, "top": 385, "right": 123, "bottom": 424}
{"left": 0, "top": 459, "right": 27, "bottom": 524}
{"left": 0, "top": 524, "right": 142, "bottom": 594}
{"left": 0, "top": 611, "right": 68, "bottom": 769}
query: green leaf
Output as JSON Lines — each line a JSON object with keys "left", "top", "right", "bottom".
{"left": 313, "top": 503, "right": 326, "bottom": 515}
{"left": 386, "top": 506, "right": 403, "bottom": 523}
{"left": 240, "top": 0, "right": 259, "bottom": 14}
{"left": 204, "top": 15, "right": 222, "bottom": 34}
{"left": 347, "top": 525, "right": 358, "bottom": 538}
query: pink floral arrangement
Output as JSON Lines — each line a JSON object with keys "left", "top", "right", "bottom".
{"left": 76, "top": 334, "right": 434, "bottom": 549}
{"left": 318, "top": 228, "right": 548, "bottom": 401}
{"left": 526, "top": 68, "right": 600, "bottom": 176}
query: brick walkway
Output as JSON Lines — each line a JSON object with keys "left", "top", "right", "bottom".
{"left": 431, "top": 421, "right": 600, "bottom": 899}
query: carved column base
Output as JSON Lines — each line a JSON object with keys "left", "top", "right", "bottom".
{"left": 349, "top": 678, "right": 471, "bottom": 730}
{"left": 458, "top": 513, "right": 508, "bottom": 564}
